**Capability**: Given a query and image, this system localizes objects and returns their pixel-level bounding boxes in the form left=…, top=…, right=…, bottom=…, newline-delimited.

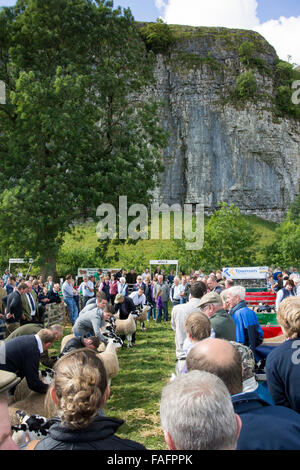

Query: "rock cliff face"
left=149, top=26, right=300, bottom=221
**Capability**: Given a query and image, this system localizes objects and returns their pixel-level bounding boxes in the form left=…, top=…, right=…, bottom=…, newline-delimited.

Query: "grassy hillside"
left=58, top=214, right=278, bottom=274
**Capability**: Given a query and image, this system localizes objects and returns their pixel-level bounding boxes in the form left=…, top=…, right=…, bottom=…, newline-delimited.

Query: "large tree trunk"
left=40, top=252, right=58, bottom=283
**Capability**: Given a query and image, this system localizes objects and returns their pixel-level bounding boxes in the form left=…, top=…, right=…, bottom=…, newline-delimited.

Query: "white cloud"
left=157, top=0, right=300, bottom=65
left=155, top=0, right=167, bottom=9
left=161, top=0, right=259, bottom=29
left=255, top=16, right=300, bottom=65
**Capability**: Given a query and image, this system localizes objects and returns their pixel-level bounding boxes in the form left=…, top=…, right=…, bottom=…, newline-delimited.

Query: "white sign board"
left=77, top=268, right=121, bottom=278
left=149, top=260, right=178, bottom=265
left=9, top=258, right=34, bottom=264
left=149, top=260, right=179, bottom=276
left=222, top=267, right=269, bottom=280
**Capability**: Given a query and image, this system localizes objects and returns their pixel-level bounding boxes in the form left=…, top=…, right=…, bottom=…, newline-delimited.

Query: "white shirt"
left=79, top=281, right=94, bottom=297
left=34, top=334, right=43, bottom=354
left=129, top=291, right=146, bottom=307
left=26, top=293, right=36, bottom=316
left=171, top=298, right=202, bottom=360
left=170, top=284, right=181, bottom=301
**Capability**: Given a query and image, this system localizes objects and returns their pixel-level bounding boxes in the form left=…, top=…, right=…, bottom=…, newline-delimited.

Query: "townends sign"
left=222, top=267, right=269, bottom=280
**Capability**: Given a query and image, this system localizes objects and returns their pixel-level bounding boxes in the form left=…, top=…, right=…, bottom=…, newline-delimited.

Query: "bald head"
left=186, top=338, right=243, bottom=395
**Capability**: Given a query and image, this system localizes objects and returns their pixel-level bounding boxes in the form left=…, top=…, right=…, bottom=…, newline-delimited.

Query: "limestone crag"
left=147, top=26, right=300, bottom=221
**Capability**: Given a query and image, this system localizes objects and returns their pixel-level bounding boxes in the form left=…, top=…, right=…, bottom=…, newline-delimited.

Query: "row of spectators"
left=0, top=275, right=62, bottom=340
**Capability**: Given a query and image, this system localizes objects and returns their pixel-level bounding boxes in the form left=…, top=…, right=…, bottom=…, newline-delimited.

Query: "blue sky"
left=112, top=0, right=300, bottom=23
left=2, top=0, right=300, bottom=23
left=1, top=0, right=300, bottom=63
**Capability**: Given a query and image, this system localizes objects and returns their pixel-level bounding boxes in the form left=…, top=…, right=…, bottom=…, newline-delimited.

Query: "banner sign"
left=149, top=260, right=178, bottom=265
left=77, top=268, right=121, bottom=278
left=9, top=258, right=34, bottom=264
left=222, top=267, right=269, bottom=280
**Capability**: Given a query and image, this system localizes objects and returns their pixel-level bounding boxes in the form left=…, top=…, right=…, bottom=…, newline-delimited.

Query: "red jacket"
left=109, top=280, right=118, bottom=295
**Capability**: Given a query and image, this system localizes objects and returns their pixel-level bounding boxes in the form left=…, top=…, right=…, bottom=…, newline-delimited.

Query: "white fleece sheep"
left=13, top=370, right=53, bottom=403
left=98, top=340, right=119, bottom=386
left=135, top=305, right=151, bottom=330
left=115, top=313, right=137, bottom=348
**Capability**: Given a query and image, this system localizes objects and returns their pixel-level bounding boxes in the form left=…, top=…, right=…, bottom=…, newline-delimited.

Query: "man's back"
left=0, top=335, right=47, bottom=394
left=210, top=308, right=236, bottom=341
left=5, top=290, right=22, bottom=322
left=266, top=338, right=300, bottom=413
left=76, top=308, right=99, bottom=328
left=233, top=391, right=300, bottom=450
left=171, top=298, right=202, bottom=360
left=60, top=336, right=85, bottom=356
left=4, top=323, right=43, bottom=341
left=230, top=301, right=264, bottom=351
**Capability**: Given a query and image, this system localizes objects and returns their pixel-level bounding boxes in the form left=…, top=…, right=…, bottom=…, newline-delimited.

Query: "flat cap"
left=114, top=294, right=124, bottom=304
left=197, top=291, right=222, bottom=307
left=0, top=371, right=21, bottom=394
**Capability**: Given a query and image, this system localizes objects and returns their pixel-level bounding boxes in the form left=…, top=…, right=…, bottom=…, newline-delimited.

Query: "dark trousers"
left=163, top=301, right=169, bottom=321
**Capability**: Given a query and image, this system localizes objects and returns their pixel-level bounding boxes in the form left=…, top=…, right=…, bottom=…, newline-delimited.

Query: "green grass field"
left=49, top=318, right=176, bottom=450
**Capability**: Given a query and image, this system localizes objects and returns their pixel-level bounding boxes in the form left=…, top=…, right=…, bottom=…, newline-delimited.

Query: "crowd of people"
left=1, top=264, right=300, bottom=450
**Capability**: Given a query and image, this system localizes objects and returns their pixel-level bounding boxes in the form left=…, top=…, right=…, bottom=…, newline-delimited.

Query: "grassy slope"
left=61, top=215, right=278, bottom=269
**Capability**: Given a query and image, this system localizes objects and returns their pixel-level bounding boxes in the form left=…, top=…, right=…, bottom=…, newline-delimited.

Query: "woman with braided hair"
left=24, top=349, right=146, bottom=450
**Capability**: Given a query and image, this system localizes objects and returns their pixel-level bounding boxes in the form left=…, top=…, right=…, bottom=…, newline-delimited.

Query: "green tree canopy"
left=174, top=202, right=259, bottom=272
left=140, top=18, right=175, bottom=54
left=0, top=0, right=167, bottom=278
left=235, top=70, right=257, bottom=100
left=264, top=215, right=300, bottom=268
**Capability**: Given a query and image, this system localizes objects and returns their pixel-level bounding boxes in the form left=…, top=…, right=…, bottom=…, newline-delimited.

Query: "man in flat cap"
left=198, top=291, right=236, bottom=341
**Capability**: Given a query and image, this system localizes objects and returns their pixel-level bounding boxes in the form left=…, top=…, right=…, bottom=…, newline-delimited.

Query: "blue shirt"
left=62, top=281, right=74, bottom=298
left=230, top=300, right=264, bottom=352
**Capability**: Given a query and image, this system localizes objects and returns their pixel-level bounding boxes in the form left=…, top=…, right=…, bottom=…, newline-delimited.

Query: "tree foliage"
left=238, top=41, right=266, bottom=70
left=263, top=215, right=300, bottom=267
left=0, top=0, right=167, bottom=278
left=140, top=18, right=175, bottom=54
left=235, top=70, right=257, bottom=100
left=274, top=60, right=300, bottom=119
left=174, top=203, right=259, bottom=272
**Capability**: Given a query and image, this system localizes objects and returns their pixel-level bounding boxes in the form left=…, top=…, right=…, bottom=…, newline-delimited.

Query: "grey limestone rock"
left=146, top=27, right=300, bottom=222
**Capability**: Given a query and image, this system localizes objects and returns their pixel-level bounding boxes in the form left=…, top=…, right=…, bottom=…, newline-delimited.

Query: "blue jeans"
left=180, top=297, right=187, bottom=304
left=147, top=301, right=156, bottom=321
left=156, top=308, right=162, bottom=322
left=163, top=301, right=168, bottom=321
left=73, top=324, right=91, bottom=338
left=64, top=297, right=78, bottom=325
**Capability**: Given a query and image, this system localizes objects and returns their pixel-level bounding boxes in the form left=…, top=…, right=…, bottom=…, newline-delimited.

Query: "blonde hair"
left=50, top=349, right=108, bottom=430
left=277, top=297, right=300, bottom=339
left=184, top=312, right=211, bottom=341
